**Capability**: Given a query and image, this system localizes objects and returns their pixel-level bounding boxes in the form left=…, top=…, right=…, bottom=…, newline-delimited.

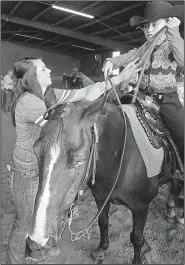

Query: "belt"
left=141, top=88, right=164, bottom=101
left=145, top=92, right=164, bottom=102
left=151, top=93, right=163, bottom=100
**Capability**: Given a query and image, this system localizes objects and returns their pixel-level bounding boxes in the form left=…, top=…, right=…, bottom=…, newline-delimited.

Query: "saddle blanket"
left=121, top=104, right=164, bottom=178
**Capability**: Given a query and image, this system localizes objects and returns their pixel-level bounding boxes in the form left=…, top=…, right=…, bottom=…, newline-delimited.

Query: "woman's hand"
left=116, top=57, right=142, bottom=84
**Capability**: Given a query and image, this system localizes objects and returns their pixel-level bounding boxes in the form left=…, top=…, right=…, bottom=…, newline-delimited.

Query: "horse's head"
left=29, top=97, right=106, bottom=246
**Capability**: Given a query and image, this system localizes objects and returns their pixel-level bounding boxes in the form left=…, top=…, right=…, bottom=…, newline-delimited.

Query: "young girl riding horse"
left=103, top=1, right=184, bottom=167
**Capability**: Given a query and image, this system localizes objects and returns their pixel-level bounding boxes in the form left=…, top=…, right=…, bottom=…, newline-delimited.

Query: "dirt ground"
left=1, top=111, right=184, bottom=264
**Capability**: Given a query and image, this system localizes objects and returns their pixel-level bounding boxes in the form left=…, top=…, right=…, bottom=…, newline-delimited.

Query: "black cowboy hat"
left=130, top=1, right=184, bottom=27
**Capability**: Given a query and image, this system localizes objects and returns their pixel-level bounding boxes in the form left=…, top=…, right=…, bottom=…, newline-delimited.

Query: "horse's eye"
left=73, top=161, right=85, bottom=169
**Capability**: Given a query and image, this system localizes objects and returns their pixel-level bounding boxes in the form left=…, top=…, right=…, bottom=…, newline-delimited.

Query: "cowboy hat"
left=130, top=1, right=184, bottom=27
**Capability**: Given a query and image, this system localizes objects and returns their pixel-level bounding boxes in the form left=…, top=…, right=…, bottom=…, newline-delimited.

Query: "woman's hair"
left=11, top=57, right=43, bottom=126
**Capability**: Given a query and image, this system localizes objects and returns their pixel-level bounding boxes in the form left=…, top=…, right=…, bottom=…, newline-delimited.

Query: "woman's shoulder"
left=16, top=92, right=45, bottom=110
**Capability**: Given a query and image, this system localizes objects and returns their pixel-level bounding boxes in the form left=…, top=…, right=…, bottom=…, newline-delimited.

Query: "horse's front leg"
left=130, top=204, right=149, bottom=264
left=91, top=195, right=110, bottom=263
left=166, top=182, right=176, bottom=223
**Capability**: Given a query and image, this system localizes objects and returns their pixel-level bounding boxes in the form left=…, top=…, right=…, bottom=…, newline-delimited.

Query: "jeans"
left=159, top=92, right=184, bottom=162
left=7, top=165, right=41, bottom=264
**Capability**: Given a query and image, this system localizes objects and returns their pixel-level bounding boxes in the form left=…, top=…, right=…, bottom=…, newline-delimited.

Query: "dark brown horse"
left=30, top=97, right=183, bottom=264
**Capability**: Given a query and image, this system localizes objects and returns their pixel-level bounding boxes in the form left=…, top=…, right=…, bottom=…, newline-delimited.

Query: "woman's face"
left=143, top=18, right=167, bottom=40
left=33, top=59, right=52, bottom=95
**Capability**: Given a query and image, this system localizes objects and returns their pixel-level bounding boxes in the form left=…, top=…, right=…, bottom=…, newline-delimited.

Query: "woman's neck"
left=41, top=86, right=47, bottom=97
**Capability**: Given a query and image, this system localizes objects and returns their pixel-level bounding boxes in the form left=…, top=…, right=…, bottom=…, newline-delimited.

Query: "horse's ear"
left=82, top=97, right=105, bottom=123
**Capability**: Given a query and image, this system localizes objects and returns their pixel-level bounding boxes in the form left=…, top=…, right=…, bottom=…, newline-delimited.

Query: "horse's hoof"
left=141, top=240, right=151, bottom=257
left=91, top=248, right=105, bottom=263
left=166, top=215, right=176, bottom=223
left=167, top=228, right=178, bottom=242
left=132, top=258, right=142, bottom=264
left=166, top=206, right=176, bottom=223
left=167, top=224, right=184, bottom=242
left=175, top=218, right=184, bottom=229
left=96, top=259, right=104, bottom=264
left=172, top=195, right=184, bottom=205
left=174, top=219, right=184, bottom=242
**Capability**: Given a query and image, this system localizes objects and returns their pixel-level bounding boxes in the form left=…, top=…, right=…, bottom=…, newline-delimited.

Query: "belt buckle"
left=145, top=95, right=153, bottom=105
left=152, top=94, right=162, bottom=100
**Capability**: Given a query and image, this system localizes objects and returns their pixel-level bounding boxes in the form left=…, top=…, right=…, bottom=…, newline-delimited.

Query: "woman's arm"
left=69, top=57, right=142, bottom=102
left=68, top=80, right=116, bottom=103
left=49, top=57, right=141, bottom=104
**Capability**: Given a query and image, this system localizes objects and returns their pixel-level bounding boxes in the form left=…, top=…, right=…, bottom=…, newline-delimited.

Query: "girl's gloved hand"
left=102, top=60, right=113, bottom=80
left=166, top=17, right=181, bottom=29
left=115, top=57, right=142, bottom=84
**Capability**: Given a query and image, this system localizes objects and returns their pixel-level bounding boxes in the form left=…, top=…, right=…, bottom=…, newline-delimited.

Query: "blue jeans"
left=7, top=165, right=41, bottom=264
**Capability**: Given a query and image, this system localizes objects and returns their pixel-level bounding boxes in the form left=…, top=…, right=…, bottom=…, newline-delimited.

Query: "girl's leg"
left=160, top=93, right=184, bottom=162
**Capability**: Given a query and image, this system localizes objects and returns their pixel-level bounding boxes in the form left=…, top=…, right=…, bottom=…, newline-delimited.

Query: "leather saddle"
left=120, top=91, right=183, bottom=178
left=135, top=92, right=167, bottom=149
left=121, top=91, right=167, bottom=149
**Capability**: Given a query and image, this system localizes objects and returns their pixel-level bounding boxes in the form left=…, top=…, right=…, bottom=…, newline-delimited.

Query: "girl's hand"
left=102, top=61, right=113, bottom=80
left=117, top=57, right=142, bottom=84
left=166, top=17, right=181, bottom=29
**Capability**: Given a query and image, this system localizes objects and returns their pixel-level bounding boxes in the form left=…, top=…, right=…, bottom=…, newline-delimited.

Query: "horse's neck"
left=97, top=103, right=126, bottom=135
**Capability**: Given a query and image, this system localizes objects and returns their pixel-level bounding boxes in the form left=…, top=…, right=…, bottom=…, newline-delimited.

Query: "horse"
left=29, top=96, right=183, bottom=264
left=50, top=68, right=94, bottom=91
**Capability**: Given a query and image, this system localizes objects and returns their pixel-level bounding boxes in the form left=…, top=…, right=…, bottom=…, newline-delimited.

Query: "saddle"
left=121, top=91, right=183, bottom=177
left=135, top=92, right=167, bottom=149
left=121, top=91, right=166, bottom=148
